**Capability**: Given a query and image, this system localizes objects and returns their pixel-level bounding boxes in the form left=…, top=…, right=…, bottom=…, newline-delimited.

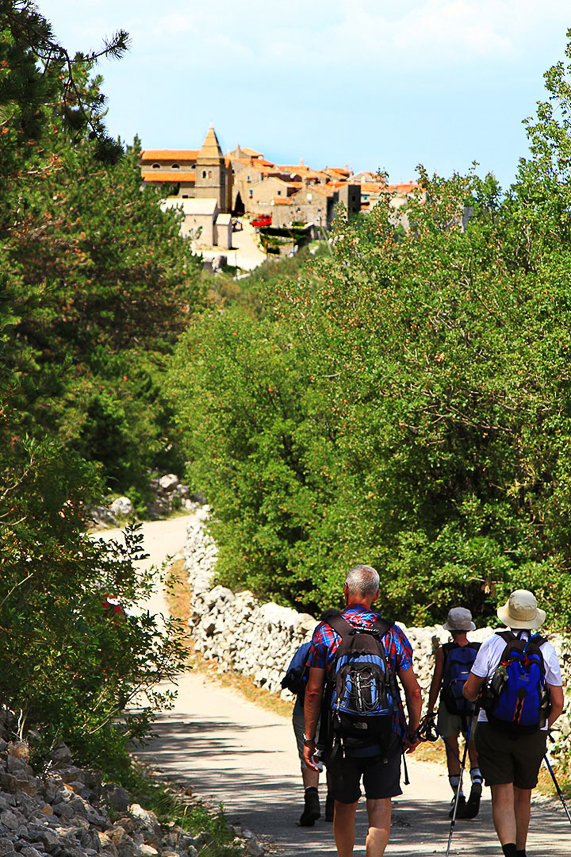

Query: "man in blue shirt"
left=302, top=565, right=422, bottom=857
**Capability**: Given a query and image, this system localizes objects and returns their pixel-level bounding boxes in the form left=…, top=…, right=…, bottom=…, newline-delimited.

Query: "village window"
left=171, top=164, right=180, bottom=169
left=247, top=175, right=251, bottom=182
left=152, top=163, right=160, bottom=169
left=202, top=170, right=207, bottom=179
left=208, top=171, right=213, bottom=179
left=249, top=190, right=253, bottom=198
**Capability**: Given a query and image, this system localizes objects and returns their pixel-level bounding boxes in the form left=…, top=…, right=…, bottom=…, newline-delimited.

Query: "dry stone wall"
left=0, top=712, right=264, bottom=857
left=183, top=509, right=571, bottom=761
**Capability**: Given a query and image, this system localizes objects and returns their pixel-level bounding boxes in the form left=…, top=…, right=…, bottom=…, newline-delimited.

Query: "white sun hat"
left=497, top=589, right=546, bottom=630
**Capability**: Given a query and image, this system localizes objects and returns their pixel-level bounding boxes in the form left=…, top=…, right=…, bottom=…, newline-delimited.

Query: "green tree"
left=1, top=3, right=203, bottom=502
left=0, top=1, right=190, bottom=765
left=169, top=33, right=571, bottom=628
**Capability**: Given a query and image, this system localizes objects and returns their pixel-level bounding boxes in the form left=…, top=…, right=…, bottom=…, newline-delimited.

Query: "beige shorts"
left=437, top=700, right=477, bottom=738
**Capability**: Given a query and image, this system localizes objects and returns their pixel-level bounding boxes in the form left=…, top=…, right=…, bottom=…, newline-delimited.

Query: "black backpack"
left=441, top=641, right=480, bottom=718
left=482, top=631, right=551, bottom=735
left=326, top=614, right=397, bottom=757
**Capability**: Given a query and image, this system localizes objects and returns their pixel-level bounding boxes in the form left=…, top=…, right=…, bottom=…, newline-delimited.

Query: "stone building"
left=267, top=183, right=361, bottom=230
left=140, top=132, right=415, bottom=239
left=161, top=198, right=232, bottom=250
left=141, top=126, right=233, bottom=251
left=140, top=125, right=233, bottom=213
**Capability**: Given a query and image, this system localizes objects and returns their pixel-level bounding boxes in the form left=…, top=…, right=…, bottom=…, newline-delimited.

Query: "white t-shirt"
left=471, top=629, right=562, bottom=726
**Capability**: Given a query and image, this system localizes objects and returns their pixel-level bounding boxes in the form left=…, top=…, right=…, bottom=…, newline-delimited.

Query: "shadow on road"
left=134, top=703, right=571, bottom=856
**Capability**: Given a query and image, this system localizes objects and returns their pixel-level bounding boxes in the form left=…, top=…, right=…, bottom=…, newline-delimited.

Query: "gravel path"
left=101, top=516, right=571, bottom=857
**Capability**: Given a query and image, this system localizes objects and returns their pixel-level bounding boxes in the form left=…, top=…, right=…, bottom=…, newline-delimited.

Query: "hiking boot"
left=299, top=789, right=320, bottom=826
left=325, top=792, right=334, bottom=822
left=449, top=795, right=466, bottom=819
left=462, top=783, right=482, bottom=819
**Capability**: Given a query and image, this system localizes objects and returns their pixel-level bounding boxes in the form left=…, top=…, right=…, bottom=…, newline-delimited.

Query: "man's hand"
left=302, top=738, right=319, bottom=771
left=403, top=730, right=421, bottom=754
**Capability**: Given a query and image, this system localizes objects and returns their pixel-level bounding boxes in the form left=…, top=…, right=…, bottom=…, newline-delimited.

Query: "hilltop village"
left=139, top=125, right=416, bottom=266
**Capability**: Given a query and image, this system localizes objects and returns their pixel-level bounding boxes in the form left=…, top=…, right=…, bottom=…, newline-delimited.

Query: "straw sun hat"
left=496, top=589, right=546, bottom=630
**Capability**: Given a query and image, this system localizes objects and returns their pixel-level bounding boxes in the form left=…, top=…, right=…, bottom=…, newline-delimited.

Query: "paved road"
left=102, top=516, right=571, bottom=857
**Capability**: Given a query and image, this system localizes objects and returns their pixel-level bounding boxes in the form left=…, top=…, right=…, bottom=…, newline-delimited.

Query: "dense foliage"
left=2, top=3, right=203, bottom=505
left=0, top=0, right=192, bottom=761
left=169, top=35, right=571, bottom=629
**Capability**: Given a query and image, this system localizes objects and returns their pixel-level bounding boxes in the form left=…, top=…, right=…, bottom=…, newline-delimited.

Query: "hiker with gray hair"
left=463, top=590, right=564, bottom=857
left=427, top=607, right=482, bottom=818
left=302, top=564, right=422, bottom=857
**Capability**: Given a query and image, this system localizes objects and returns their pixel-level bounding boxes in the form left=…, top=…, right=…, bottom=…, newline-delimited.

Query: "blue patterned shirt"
left=307, top=605, right=414, bottom=736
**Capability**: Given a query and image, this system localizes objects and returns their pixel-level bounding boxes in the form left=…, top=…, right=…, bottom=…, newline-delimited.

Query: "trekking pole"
left=445, top=711, right=475, bottom=857
left=544, top=754, right=571, bottom=826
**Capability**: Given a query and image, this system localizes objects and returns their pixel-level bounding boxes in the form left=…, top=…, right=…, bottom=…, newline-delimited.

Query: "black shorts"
left=475, top=722, right=547, bottom=789
left=327, top=733, right=403, bottom=803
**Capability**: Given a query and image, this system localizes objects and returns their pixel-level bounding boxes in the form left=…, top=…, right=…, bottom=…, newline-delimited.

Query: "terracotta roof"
left=360, top=182, right=386, bottom=193
left=272, top=197, right=293, bottom=205
left=142, top=171, right=196, bottom=182
left=290, top=185, right=334, bottom=200
left=388, top=182, right=417, bottom=194
left=234, top=160, right=267, bottom=172
left=140, top=150, right=198, bottom=162
left=312, top=185, right=336, bottom=197
left=324, top=167, right=352, bottom=177
left=280, top=165, right=323, bottom=178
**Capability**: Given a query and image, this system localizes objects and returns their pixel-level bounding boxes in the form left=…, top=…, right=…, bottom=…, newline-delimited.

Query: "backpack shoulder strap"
left=325, top=614, right=354, bottom=639
left=524, top=634, right=547, bottom=664
left=442, top=641, right=457, bottom=656
left=326, top=613, right=393, bottom=639
left=372, top=616, right=393, bottom=637
left=497, top=629, right=532, bottom=663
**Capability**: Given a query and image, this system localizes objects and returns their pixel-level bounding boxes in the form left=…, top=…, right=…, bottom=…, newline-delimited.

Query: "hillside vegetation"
left=169, top=35, right=571, bottom=629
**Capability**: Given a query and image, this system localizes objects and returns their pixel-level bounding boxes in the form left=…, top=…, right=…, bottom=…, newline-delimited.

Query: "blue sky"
left=38, top=1, right=570, bottom=189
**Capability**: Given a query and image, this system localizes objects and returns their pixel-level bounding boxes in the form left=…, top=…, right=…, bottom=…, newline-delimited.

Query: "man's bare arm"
left=427, top=646, right=444, bottom=714
left=302, top=666, right=325, bottom=771
left=398, top=666, right=422, bottom=750
left=547, top=684, right=564, bottom=728
left=463, top=671, right=485, bottom=702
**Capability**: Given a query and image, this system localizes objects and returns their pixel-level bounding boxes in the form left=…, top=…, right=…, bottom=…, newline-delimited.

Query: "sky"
left=37, top=0, right=571, bottom=188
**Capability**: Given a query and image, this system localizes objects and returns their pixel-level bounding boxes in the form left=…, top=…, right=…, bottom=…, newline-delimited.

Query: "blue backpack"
left=281, top=641, right=312, bottom=697
left=483, top=631, right=551, bottom=734
left=441, top=642, right=480, bottom=718
left=326, top=614, right=396, bottom=756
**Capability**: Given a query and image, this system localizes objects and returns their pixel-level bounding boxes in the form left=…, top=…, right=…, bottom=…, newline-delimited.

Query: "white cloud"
left=39, top=0, right=571, bottom=73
